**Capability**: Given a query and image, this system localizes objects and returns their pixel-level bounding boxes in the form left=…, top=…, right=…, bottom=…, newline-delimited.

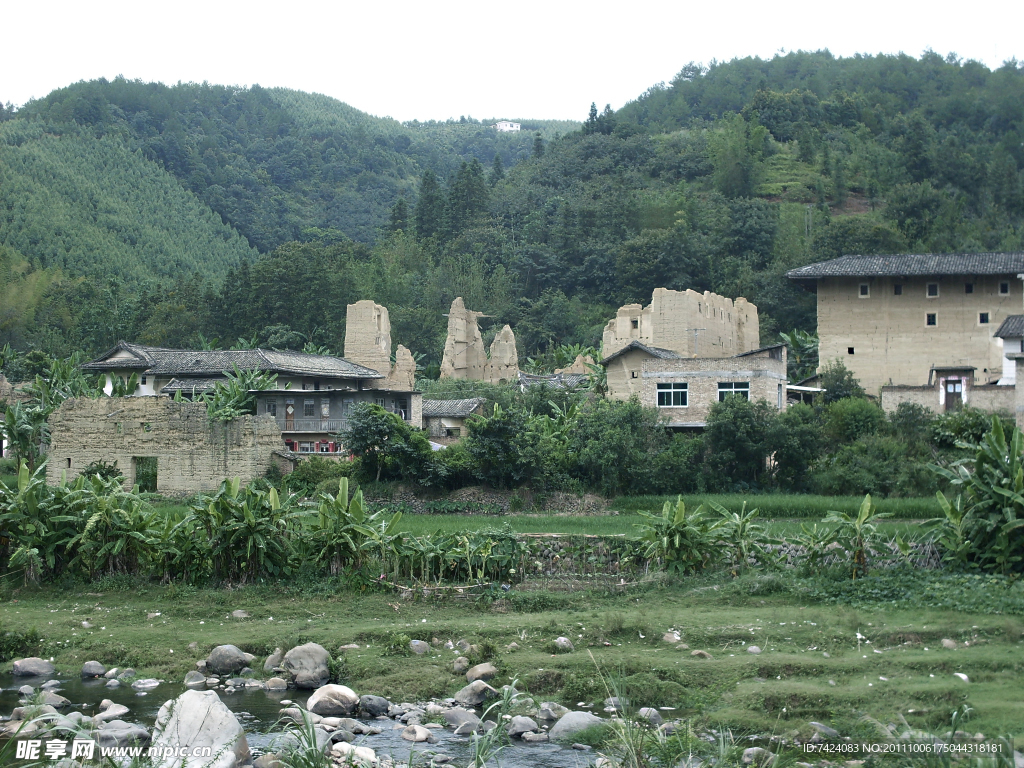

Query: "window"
left=631, top=371, right=639, bottom=378
left=266, top=400, right=277, bottom=417
left=319, top=443, right=330, bottom=453
left=848, top=347, right=855, bottom=355
left=298, top=442, right=314, bottom=453
left=777, top=383, right=783, bottom=410
left=657, top=382, right=688, bottom=407
left=965, top=283, right=974, bottom=294
left=141, top=376, right=147, bottom=385
left=631, top=319, right=639, bottom=329
left=718, top=382, right=750, bottom=401
left=926, top=313, right=937, bottom=326
left=303, top=399, right=315, bottom=417
left=859, top=283, right=869, bottom=297
left=893, top=284, right=903, bottom=295
left=375, top=397, right=386, bottom=407
left=927, top=283, right=939, bottom=297
left=1000, top=281, right=1010, bottom=295
left=320, top=399, right=330, bottom=418
left=980, top=312, right=990, bottom=324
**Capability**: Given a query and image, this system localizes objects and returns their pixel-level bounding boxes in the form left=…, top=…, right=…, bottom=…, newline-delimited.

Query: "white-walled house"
left=493, top=121, right=521, bottom=132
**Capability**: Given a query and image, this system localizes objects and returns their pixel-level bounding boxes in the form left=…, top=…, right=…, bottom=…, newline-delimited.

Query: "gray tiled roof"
left=734, top=343, right=785, bottom=358
left=160, top=378, right=222, bottom=394
left=786, top=253, right=1024, bottom=280
left=994, top=315, right=1024, bottom=339
left=83, top=342, right=384, bottom=379
left=421, top=397, right=487, bottom=418
left=600, top=340, right=685, bottom=365
left=518, top=371, right=590, bottom=390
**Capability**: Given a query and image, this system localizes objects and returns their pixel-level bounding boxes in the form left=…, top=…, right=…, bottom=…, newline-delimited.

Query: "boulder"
left=151, top=689, right=250, bottom=768
left=96, top=720, right=150, bottom=750
left=265, top=728, right=331, bottom=754
left=941, top=639, right=957, bottom=650
left=41, top=680, right=61, bottom=689
left=104, top=667, right=120, bottom=679
left=443, top=708, right=481, bottom=730
left=747, top=646, right=762, bottom=655
left=94, top=703, right=131, bottom=723
left=604, top=696, right=626, bottom=712
left=638, top=707, right=663, bottom=725
left=456, top=639, right=471, bottom=652
left=554, top=636, right=575, bottom=652
left=549, top=711, right=604, bottom=741
left=359, top=695, right=391, bottom=717
left=690, top=650, right=713, bottom=659
left=264, top=648, right=284, bottom=674
left=662, top=631, right=681, bottom=643
left=265, top=677, right=288, bottom=691
left=409, top=640, right=430, bottom=655
left=523, top=732, right=549, bottom=743
left=332, top=742, right=377, bottom=764
left=809, top=721, right=840, bottom=739
left=466, top=662, right=498, bottom=683
left=12, top=657, right=55, bottom=677
left=40, top=691, right=71, bottom=708
left=117, top=668, right=136, bottom=681
left=306, top=684, right=359, bottom=716
left=402, top=724, right=433, bottom=742
left=453, top=657, right=470, bottom=674
left=105, top=679, right=120, bottom=689
left=282, top=643, right=331, bottom=689
left=206, top=645, right=248, bottom=676
left=507, top=716, right=539, bottom=738
left=82, top=660, right=107, bottom=678
left=742, top=747, right=775, bottom=765
left=184, top=671, right=207, bottom=688
left=132, top=678, right=161, bottom=691
left=231, top=610, right=250, bottom=619
left=454, top=680, right=498, bottom=707
left=18, top=685, right=34, bottom=695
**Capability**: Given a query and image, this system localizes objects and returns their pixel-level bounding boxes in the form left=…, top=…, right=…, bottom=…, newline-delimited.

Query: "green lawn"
left=1, top=573, right=1021, bottom=742
left=611, top=493, right=941, bottom=519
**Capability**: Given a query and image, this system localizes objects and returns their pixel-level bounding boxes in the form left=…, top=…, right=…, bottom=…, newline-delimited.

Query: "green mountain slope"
left=16, top=79, right=577, bottom=250
left=0, top=122, right=257, bottom=283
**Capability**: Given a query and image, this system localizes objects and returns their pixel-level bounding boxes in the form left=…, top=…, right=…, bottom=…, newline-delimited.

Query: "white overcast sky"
left=5, top=0, right=1022, bottom=122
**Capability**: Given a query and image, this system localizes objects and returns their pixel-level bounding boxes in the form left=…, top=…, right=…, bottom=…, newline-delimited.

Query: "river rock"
left=253, top=755, right=284, bottom=768
left=507, top=716, right=539, bottom=737
left=132, top=678, right=161, bottom=691
left=402, top=724, right=433, bottom=742
left=96, top=720, right=150, bottom=750
left=554, top=636, right=575, bottom=652
left=265, top=727, right=331, bottom=754
left=18, top=685, right=34, bottom=695
left=359, top=694, right=391, bottom=717
left=409, top=640, right=430, bottom=655
left=604, top=696, right=626, bottom=712
left=104, top=667, right=119, bottom=679
left=453, top=656, right=470, bottom=674
left=279, top=707, right=321, bottom=725
left=94, top=702, right=131, bottom=723
left=40, top=691, right=71, bottom=708
left=117, top=668, right=136, bottom=681
left=467, top=662, right=498, bottom=683
left=184, top=671, right=207, bottom=688
left=265, top=677, right=288, bottom=691
left=942, top=639, right=957, bottom=649
left=537, top=702, right=570, bottom=720
left=638, top=707, right=663, bottom=725
left=41, top=679, right=62, bottom=689
left=809, top=721, right=839, bottom=738
left=12, top=657, right=55, bottom=677
left=550, top=711, right=604, bottom=740
left=456, top=639, right=471, bottom=652
left=105, top=679, right=120, bottom=689
left=307, top=684, right=359, bottom=716
left=454, top=680, right=498, bottom=707
left=81, top=660, right=107, bottom=678
left=523, top=732, right=549, bottom=742
left=151, top=689, right=250, bottom=768
left=206, top=645, right=248, bottom=675
left=332, top=742, right=377, bottom=764
left=443, top=708, right=481, bottom=729
left=264, top=648, right=283, bottom=674
left=282, top=642, right=331, bottom=689
left=742, top=747, right=775, bottom=765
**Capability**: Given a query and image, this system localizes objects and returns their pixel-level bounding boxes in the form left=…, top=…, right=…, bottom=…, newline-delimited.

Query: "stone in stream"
left=549, top=711, right=604, bottom=740
left=507, top=715, right=539, bottom=738
left=105, top=679, right=121, bottom=689
left=96, top=720, right=151, bottom=750
left=281, top=642, right=331, bottom=689
left=132, top=678, right=160, bottom=691
left=332, top=742, right=377, bottom=765
left=264, top=648, right=283, bottom=674
left=401, top=724, right=433, bottom=742
left=206, top=645, right=248, bottom=676
left=18, top=685, right=34, bottom=695
left=150, top=689, right=250, bottom=768
left=183, top=671, right=206, bottom=688
left=442, top=708, right=481, bottom=730
left=638, top=707, right=663, bottom=725
left=523, top=732, right=549, bottom=742
left=40, top=691, right=71, bottom=708
left=306, top=684, right=359, bottom=716
left=359, top=694, right=391, bottom=717
left=742, top=746, right=775, bottom=765
left=94, top=703, right=131, bottom=723
left=104, top=667, right=120, bottom=679
left=454, top=680, right=498, bottom=707
left=265, top=677, right=288, bottom=691
left=13, top=657, right=55, bottom=677
left=81, top=660, right=107, bottom=678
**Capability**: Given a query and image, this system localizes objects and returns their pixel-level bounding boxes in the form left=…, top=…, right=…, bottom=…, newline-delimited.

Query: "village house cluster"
left=4, top=252, right=1023, bottom=492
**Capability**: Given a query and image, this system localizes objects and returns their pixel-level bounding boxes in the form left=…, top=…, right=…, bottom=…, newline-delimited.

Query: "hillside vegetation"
left=1, top=52, right=1023, bottom=363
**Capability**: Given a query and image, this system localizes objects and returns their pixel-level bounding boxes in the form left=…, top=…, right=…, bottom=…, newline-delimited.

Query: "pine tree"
left=389, top=197, right=410, bottom=232
left=532, top=132, right=545, bottom=158
left=489, top=154, right=505, bottom=185
left=583, top=102, right=599, bottom=135
left=413, top=170, right=445, bottom=240
left=444, top=159, right=490, bottom=238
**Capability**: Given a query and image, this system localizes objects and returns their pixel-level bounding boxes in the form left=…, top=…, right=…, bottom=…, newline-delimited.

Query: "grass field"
left=1, top=572, right=1021, bottom=744
left=610, top=494, right=941, bottom=519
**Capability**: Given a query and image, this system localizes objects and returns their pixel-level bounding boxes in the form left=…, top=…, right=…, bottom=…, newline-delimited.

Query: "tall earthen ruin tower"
left=343, top=299, right=416, bottom=390
left=602, top=288, right=759, bottom=358
left=440, top=297, right=520, bottom=384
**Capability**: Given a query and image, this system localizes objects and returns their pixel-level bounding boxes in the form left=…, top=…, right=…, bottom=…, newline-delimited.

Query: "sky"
left=5, top=0, right=1022, bottom=123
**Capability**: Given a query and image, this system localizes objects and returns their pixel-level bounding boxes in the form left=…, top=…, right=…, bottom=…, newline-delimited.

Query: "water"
left=1, top=674, right=592, bottom=767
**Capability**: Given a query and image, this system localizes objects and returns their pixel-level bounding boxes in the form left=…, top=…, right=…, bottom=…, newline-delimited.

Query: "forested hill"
left=2, top=52, right=1024, bottom=366
left=13, top=80, right=576, bottom=250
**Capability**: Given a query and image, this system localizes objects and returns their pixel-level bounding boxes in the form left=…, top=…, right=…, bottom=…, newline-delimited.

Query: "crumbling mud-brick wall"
left=440, top=298, right=520, bottom=384
left=603, top=288, right=759, bottom=359
left=46, top=397, right=283, bottom=492
left=344, top=300, right=418, bottom=390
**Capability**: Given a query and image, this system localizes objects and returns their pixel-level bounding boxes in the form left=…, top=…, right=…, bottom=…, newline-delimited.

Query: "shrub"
left=286, top=456, right=355, bottom=497
left=819, top=359, right=865, bottom=403
left=930, top=407, right=1012, bottom=449
left=811, top=435, right=934, bottom=496
left=825, top=397, right=884, bottom=443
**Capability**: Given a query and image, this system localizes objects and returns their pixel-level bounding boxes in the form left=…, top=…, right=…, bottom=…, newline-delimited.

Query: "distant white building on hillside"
left=493, top=121, right=521, bottom=132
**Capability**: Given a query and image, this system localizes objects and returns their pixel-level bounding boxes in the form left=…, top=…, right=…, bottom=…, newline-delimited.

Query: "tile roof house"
left=81, top=341, right=421, bottom=455
left=787, top=252, right=1024, bottom=399
left=421, top=397, right=486, bottom=441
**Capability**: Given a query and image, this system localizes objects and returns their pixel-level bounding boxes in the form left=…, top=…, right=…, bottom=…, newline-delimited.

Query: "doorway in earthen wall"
left=945, top=380, right=963, bottom=411
left=133, top=456, right=158, bottom=492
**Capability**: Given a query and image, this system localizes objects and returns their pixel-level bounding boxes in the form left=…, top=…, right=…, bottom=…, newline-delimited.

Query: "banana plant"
left=824, top=494, right=891, bottom=579
left=708, top=501, right=778, bottom=574
left=635, top=496, right=722, bottom=574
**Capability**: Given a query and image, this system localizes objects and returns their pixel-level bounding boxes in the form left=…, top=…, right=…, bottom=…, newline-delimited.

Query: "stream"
left=1, top=673, right=594, bottom=767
